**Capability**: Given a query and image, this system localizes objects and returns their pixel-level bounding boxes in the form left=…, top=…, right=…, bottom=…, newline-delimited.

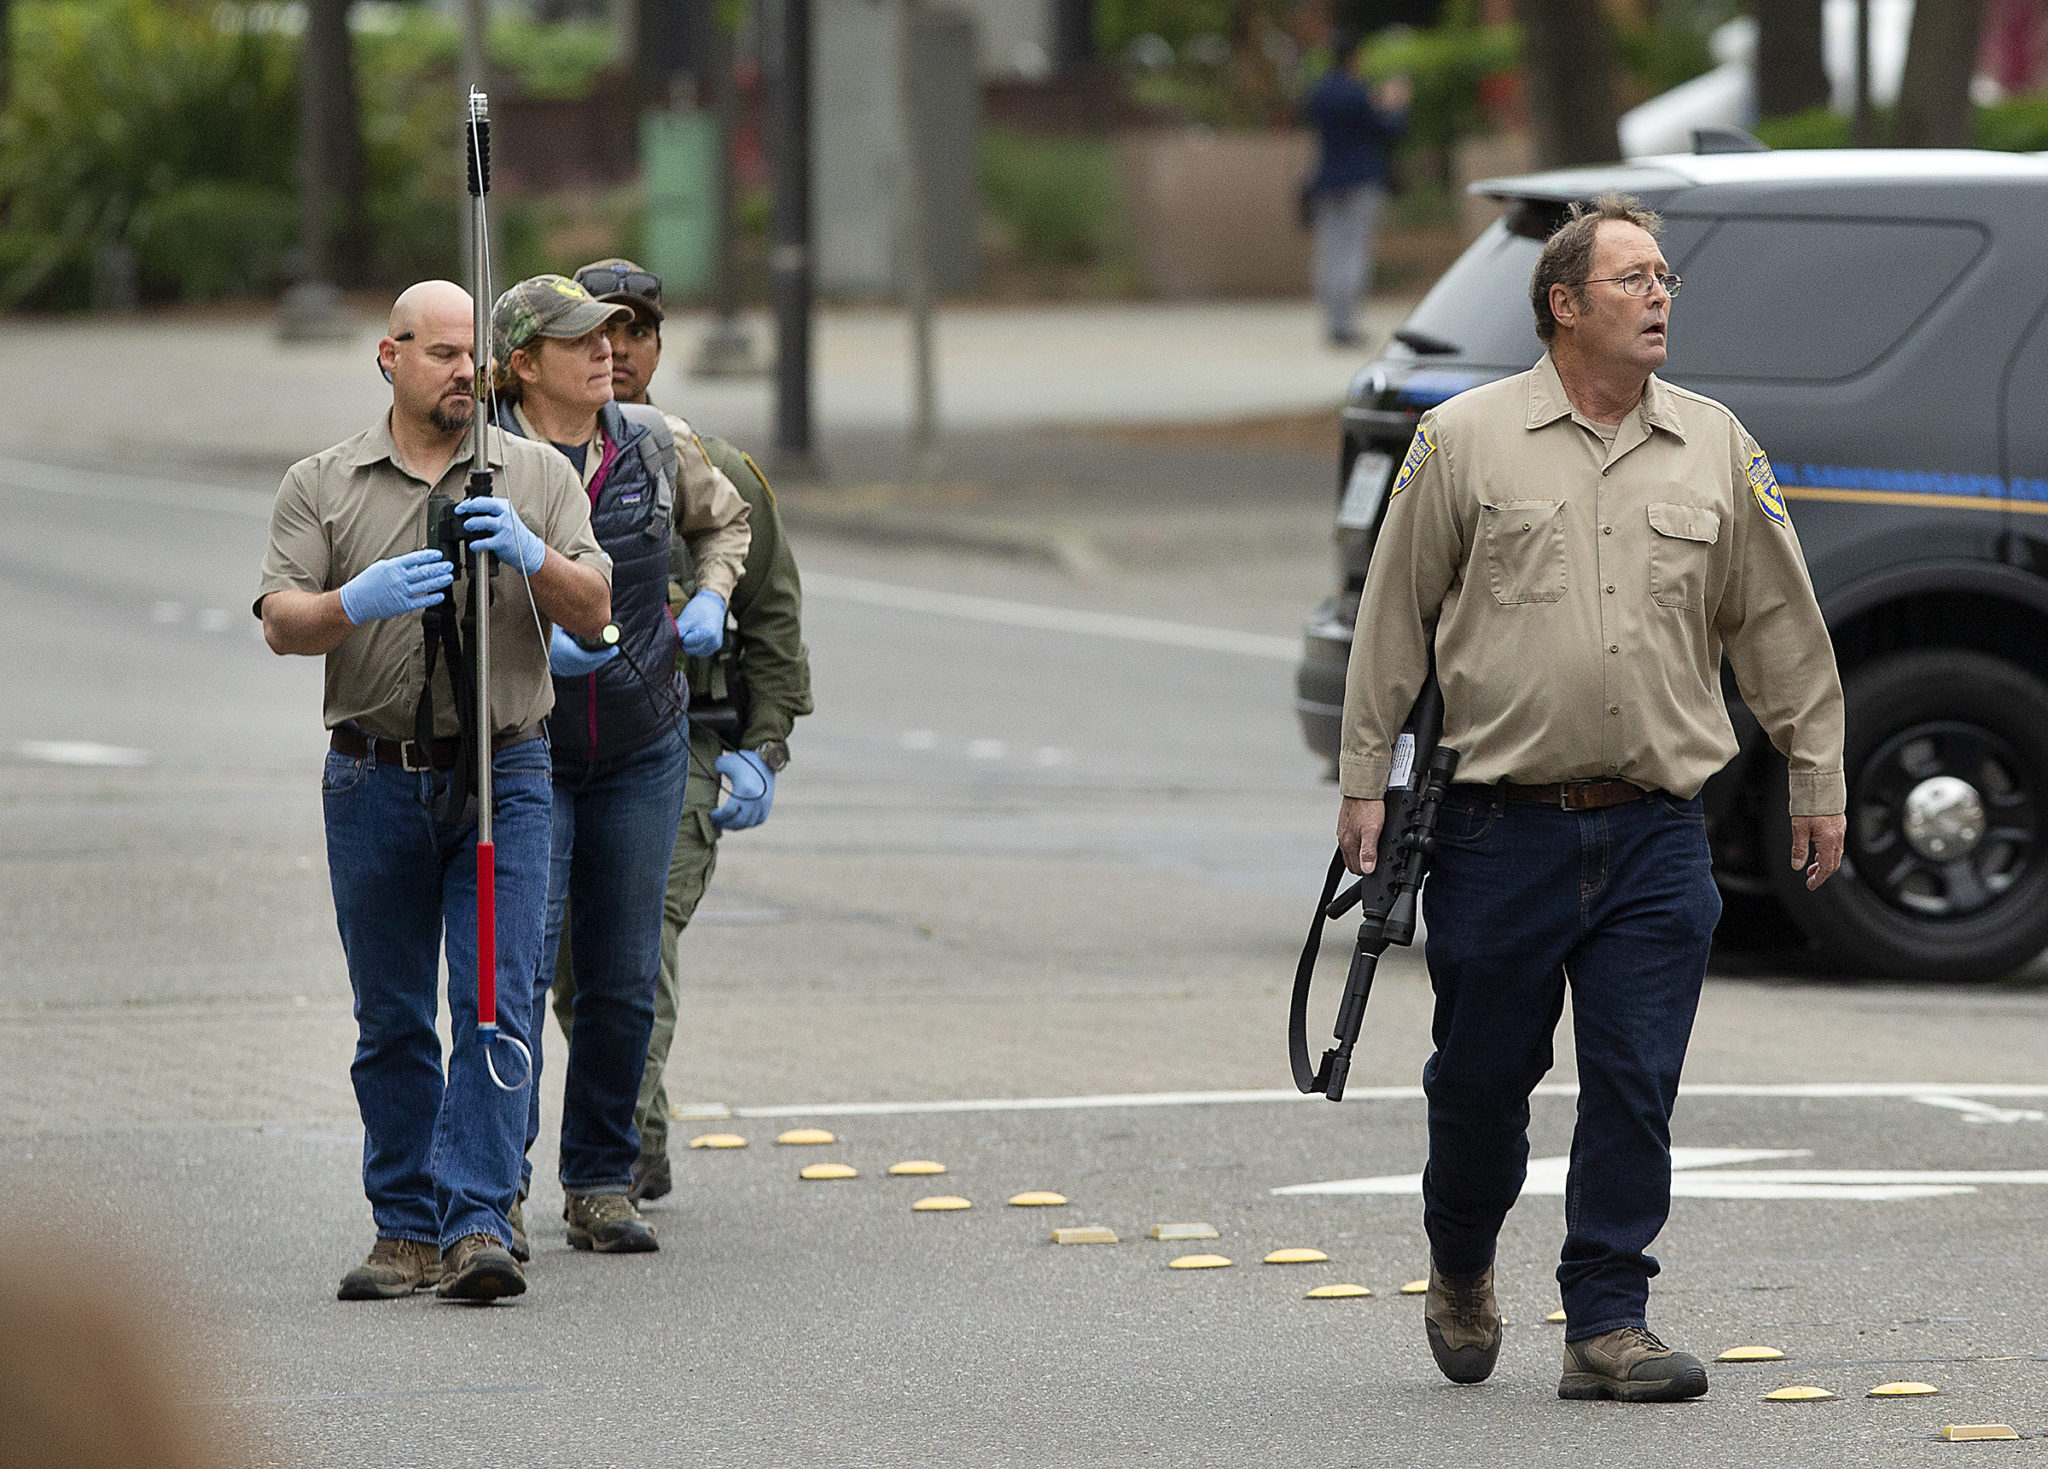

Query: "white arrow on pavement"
left=1273, top=1146, right=2048, bottom=1203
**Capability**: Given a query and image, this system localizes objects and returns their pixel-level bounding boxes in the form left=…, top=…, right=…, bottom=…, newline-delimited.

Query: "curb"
left=780, top=504, right=1108, bottom=579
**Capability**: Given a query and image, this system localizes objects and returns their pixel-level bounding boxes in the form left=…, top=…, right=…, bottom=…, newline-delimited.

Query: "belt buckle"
left=398, top=739, right=434, bottom=773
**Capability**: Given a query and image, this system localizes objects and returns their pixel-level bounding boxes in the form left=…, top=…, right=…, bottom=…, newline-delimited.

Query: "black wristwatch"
left=751, top=740, right=790, bottom=773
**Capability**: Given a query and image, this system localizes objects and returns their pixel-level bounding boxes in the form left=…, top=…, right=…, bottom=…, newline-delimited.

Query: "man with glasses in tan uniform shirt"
left=1336, top=194, right=1848, bottom=1401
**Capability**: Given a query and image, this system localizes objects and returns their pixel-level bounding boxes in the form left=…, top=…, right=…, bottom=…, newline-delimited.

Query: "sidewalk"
left=0, top=296, right=1415, bottom=569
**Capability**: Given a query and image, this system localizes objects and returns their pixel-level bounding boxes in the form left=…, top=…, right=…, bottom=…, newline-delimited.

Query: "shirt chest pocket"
left=1480, top=499, right=1567, bottom=605
left=1646, top=502, right=1721, bottom=611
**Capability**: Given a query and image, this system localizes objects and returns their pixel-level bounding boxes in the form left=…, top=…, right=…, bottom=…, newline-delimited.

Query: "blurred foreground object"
left=0, top=1234, right=248, bottom=1469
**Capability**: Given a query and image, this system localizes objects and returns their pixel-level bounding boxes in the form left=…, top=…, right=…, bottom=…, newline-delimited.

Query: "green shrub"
left=132, top=181, right=298, bottom=301
left=979, top=127, right=1129, bottom=268
left=1753, top=106, right=1855, bottom=149
left=1361, top=16, right=1521, bottom=170
left=1974, top=92, right=2048, bottom=151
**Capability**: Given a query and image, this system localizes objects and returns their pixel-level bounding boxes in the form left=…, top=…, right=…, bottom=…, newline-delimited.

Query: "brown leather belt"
left=1501, top=778, right=1649, bottom=811
left=330, top=723, right=545, bottom=773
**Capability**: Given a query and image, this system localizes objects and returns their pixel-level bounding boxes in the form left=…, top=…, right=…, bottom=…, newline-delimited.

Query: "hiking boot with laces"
left=564, top=1192, right=659, bottom=1253
left=628, top=1148, right=672, bottom=1203
left=337, top=1237, right=441, bottom=1300
left=507, top=1196, right=530, bottom=1263
left=1560, top=1325, right=1709, bottom=1402
left=1424, top=1262, right=1502, bottom=1384
left=435, top=1233, right=526, bottom=1302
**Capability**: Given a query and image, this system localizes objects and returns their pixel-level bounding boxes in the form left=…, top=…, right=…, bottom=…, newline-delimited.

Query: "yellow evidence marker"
left=1546, top=1310, right=1567, bottom=1324
left=1399, top=1279, right=1429, bottom=1295
left=688, top=1133, right=747, bottom=1149
left=1867, top=1382, right=1939, bottom=1398
left=888, top=1160, right=946, bottom=1176
left=1008, top=1191, right=1067, bottom=1207
left=1305, top=1284, right=1371, bottom=1299
left=777, top=1128, right=836, bottom=1145
left=1149, top=1223, right=1220, bottom=1241
left=1763, top=1386, right=1834, bottom=1402
left=799, top=1163, right=858, bottom=1180
left=1942, top=1425, right=2021, bottom=1442
left=1168, top=1254, right=1233, bottom=1269
left=1717, top=1345, right=1788, bottom=1362
left=912, top=1196, right=971, bottom=1212
left=1263, top=1248, right=1330, bottom=1265
left=1051, top=1226, right=1118, bottom=1245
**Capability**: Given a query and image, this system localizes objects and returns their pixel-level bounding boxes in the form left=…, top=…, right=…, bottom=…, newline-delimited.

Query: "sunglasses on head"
left=574, top=266, right=661, bottom=302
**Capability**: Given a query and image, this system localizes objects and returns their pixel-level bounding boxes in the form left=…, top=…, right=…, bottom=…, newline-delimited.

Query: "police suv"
left=1297, top=142, right=2048, bottom=981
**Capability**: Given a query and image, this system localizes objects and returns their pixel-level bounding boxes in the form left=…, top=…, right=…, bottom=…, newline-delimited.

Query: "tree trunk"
left=1756, top=0, right=1829, bottom=118
left=1892, top=0, right=1987, bottom=147
left=1514, top=0, right=1620, bottom=167
left=297, top=0, right=370, bottom=285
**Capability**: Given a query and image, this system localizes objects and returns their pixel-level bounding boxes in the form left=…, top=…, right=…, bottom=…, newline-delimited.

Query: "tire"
left=1769, top=649, right=2048, bottom=981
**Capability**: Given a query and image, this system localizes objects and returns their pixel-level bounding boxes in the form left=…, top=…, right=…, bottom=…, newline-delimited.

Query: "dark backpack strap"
left=1288, top=849, right=1351, bottom=1094
left=415, top=589, right=480, bottom=825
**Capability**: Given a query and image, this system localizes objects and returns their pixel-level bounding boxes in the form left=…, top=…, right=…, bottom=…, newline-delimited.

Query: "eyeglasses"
left=573, top=265, right=661, bottom=302
left=1583, top=271, right=1682, bottom=298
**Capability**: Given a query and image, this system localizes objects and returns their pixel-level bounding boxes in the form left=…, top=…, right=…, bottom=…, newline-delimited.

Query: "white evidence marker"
left=17, top=741, right=152, bottom=768
left=967, top=740, right=1007, bottom=761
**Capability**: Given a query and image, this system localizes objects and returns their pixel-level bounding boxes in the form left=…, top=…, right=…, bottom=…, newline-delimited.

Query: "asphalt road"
left=4, top=454, right=2048, bottom=1467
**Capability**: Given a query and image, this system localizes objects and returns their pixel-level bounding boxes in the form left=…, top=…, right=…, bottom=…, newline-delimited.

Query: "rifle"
left=1288, top=678, right=1460, bottom=1102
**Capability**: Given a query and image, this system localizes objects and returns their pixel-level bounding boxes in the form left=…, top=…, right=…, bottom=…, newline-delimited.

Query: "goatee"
left=430, top=396, right=475, bottom=434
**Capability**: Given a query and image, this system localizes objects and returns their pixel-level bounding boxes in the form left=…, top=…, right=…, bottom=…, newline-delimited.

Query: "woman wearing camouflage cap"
left=488, top=273, right=751, bottom=1259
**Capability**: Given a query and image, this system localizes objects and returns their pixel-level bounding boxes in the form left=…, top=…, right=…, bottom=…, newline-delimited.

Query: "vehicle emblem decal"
left=1390, top=424, right=1437, bottom=497
left=1748, top=449, right=1788, bottom=527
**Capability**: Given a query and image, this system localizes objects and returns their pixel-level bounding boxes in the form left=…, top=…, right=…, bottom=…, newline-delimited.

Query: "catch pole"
left=466, top=88, right=528, bottom=1093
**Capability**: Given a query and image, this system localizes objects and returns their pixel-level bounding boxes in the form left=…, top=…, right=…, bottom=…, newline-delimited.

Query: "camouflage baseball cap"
left=490, top=274, right=631, bottom=360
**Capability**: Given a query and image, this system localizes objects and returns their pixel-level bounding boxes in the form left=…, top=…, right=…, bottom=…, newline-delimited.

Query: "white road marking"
left=16, top=740, right=152, bottom=768
left=967, top=739, right=1007, bottom=760
left=732, top=1081, right=2048, bottom=1119
left=804, top=572, right=1298, bottom=661
left=1275, top=1147, right=2048, bottom=1203
left=1917, top=1094, right=2046, bottom=1125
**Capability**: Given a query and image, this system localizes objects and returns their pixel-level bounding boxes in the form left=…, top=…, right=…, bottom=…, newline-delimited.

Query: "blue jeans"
left=321, top=737, right=552, bottom=1252
left=525, top=725, right=688, bottom=1194
left=1418, top=786, right=1721, bottom=1341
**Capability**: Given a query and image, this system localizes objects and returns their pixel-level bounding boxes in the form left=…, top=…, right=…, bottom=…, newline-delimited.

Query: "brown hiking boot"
left=1424, top=1262, right=1503, bottom=1384
left=507, top=1196, right=530, bottom=1263
left=435, top=1233, right=526, bottom=1302
left=1560, top=1326, right=1709, bottom=1402
left=564, top=1192, right=659, bottom=1254
left=337, top=1237, right=441, bottom=1300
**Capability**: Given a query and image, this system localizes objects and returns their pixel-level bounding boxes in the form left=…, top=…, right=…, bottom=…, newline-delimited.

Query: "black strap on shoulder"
left=1287, top=849, right=1351, bottom=1094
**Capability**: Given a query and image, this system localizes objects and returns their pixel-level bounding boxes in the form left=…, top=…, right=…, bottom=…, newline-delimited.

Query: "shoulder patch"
left=1390, top=424, right=1438, bottom=497
left=1746, top=449, right=1788, bottom=527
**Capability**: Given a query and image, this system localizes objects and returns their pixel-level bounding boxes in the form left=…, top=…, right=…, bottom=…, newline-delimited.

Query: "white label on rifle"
left=1389, top=733, right=1417, bottom=790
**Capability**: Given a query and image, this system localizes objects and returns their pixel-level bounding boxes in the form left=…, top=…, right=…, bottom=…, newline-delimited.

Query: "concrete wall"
left=1115, top=130, right=1315, bottom=298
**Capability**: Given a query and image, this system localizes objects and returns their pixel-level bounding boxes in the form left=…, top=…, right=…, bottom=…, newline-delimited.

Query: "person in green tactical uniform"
left=553, top=258, right=813, bottom=1201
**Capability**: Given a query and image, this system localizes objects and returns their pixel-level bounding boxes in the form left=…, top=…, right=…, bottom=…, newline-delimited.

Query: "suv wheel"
left=1770, top=649, right=2048, bottom=980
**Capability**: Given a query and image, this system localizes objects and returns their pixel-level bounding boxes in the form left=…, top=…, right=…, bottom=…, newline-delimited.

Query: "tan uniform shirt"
left=253, top=415, right=611, bottom=741
left=509, top=403, right=750, bottom=601
left=1340, top=354, right=1846, bottom=817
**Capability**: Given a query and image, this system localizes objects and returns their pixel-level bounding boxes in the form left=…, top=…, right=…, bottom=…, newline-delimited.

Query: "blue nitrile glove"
left=337, top=549, right=453, bottom=625
left=676, top=589, right=727, bottom=657
left=710, top=748, right=775, bottom=831
left=454, top=495, right=546, bottom=574
left=548, top=624, right=620, bottom=676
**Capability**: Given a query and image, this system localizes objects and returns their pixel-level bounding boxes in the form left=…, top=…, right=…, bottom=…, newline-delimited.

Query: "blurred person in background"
left=1301, top=31, right=1411, bottom=347
left=0, top=1234, right=251, bottom=1469
left=552, top=259, right=813, bottom=1203
left=487, top=274, right=750, bottom=1257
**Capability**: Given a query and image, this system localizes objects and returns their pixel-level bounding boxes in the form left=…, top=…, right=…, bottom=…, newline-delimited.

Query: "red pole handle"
left=476, top=840, right=496, bottom=1028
